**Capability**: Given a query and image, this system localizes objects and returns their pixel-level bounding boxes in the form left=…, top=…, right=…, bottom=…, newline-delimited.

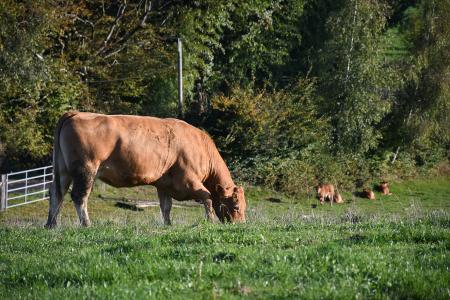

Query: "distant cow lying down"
left=45, top=112, right=247, bottom=228
left=316, top=184, right=344, bottom=205
left=334, top=193, right=344, bottom=204
left=362, top=189, right=376, bottom=200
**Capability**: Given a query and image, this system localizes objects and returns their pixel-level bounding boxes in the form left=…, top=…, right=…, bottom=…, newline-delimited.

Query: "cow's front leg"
left=202, top=199, right=216, bottom=222
left=157, top=189, right=172, bottom=225
left=212, top=200, right=225, bottom=223
left=189, top=181, right=215, bottom=222
left=319, top=197, right=324, bottom=205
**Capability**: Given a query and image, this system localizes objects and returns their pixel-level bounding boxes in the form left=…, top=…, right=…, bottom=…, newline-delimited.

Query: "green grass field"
left=1, top=177, right=449, bottom=299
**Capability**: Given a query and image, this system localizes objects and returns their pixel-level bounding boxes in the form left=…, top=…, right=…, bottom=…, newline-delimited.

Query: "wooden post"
left=1, top=174, right=7, bottom=212
left=177, top=38, right=183, bottom=119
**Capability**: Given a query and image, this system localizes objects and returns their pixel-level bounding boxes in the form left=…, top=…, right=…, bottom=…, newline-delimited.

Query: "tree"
left=167, top=0, right=306, bottom=118
left=0, top=0, right=180, bottom=168
left=0, top=0, right=86, bottom=168
left=310, top=0, right=394, bottom=155
left=384, top=0, right=450, bottom=165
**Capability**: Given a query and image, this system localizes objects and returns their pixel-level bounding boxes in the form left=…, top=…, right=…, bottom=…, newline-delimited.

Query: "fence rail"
left=0, top=165, right=53, bottom=211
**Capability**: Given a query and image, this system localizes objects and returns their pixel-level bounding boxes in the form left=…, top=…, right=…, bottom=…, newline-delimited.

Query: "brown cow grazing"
left=379, top=181, right=392, bottom=195
left=362, top=188, right=376, bottom=200
left=317, top=184, right=335, bottom=205
left=45, top=112, right=247, bottom=228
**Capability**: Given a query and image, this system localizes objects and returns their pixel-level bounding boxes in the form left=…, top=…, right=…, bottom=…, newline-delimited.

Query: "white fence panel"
left=0, top=165, right=53, bottom=211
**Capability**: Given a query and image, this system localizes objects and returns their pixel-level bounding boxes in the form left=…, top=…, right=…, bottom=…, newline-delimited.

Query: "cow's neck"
left=206, top=152, right=234, bottom=191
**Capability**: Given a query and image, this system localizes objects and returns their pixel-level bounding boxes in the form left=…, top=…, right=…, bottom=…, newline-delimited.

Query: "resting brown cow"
left=334, top=193, right=344, bottom=204
left=45, top=112, right=246, bottom=228
left=362, top=188, right=376, bottom=200
left=317, top=184, right=335, bottom=205
left=379, top=181, right=392, bottom=195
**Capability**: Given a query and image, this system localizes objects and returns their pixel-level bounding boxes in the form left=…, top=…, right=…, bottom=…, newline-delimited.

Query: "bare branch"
left=64, top=13, right=95, bottom=40
left=65, top=13, right=94, bottom=28
left=101, top=0, right=153, bottom=58
left=103, top=45, right=127, bottom=59
left=96, top=1, right=127, bottom=55
left=58, top=37, right=65, bottom=56
left=140, top=0, right=152, bottom=26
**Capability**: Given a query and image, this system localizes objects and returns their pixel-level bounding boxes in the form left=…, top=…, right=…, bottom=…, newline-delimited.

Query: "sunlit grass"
left=0, top=177, right=449, bottom=299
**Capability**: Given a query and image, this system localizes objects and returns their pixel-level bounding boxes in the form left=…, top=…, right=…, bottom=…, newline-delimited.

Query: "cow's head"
left=215, top=184, right=246, bottom=223
left=316, top=184, right=322, bottom=194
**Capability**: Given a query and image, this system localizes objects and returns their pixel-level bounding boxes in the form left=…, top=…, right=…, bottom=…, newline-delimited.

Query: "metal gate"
left=0, top=165, right=53, bottom=211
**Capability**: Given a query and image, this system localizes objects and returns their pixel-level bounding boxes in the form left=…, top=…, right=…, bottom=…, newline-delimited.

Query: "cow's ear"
left=233, top=186, right=244, bottom=193
left=216, top=184, right=226, bottom=194
left=232, top=186, right=239, bottom=201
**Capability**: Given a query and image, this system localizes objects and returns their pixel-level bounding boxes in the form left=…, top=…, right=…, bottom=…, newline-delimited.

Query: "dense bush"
left=205, top=79, right=333, bottom=192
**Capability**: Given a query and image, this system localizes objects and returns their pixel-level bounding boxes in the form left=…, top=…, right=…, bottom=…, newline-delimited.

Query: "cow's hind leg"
left=157, top=189, right=172, bottom=225
left=71, top=164, right=95, bottom=227
left=45, top=173, right=72, bottom=228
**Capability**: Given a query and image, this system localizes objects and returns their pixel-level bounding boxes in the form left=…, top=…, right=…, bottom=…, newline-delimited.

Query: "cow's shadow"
left=266, top=197, right=283, bottom=203
left=353, top=191, right=368, bottom=199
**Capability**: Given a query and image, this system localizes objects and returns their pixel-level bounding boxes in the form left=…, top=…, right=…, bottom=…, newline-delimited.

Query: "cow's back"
left=59, top=113, right=213, bottom=188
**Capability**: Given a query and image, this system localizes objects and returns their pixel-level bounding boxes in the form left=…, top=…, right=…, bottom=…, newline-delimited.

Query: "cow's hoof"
left=44, top=223, right=56, bottom=229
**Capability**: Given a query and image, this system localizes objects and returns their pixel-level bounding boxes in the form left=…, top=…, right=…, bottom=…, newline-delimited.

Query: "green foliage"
left=0, top=0, right=447, bottom=190
left=0, top=1, right=86, bottom=164
left=170, top=0, right=233, bottom=100
left=211, top=79, right=327, bottom=157
left=213, top=0, right=305, bottom=89
left=0, top=0, right=180, bottom=166
left=206, top=79, right=333, bottom=192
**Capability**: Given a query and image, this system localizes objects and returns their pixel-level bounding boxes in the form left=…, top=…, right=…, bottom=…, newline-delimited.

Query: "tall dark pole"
left=177, top=38, right=183, bottom=118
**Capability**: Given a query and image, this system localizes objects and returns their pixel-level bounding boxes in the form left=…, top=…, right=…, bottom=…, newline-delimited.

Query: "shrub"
left=206, top=78, right=336, bottom=195
left=209, top=78, right=329, bottom=156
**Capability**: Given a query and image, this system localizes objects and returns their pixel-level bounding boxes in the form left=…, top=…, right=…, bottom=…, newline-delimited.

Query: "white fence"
left=0, top=165, right=53, bottom=211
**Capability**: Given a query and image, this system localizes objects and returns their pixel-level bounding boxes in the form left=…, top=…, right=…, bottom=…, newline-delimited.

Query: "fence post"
left=177, top=38, right=183, bottom=119
left=1, top=174, right=6, bottom=211
left=43, top=167, right=47, bottom=199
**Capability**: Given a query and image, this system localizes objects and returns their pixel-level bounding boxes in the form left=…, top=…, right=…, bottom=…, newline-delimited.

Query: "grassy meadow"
left=0, top=177, right=449, bottom=299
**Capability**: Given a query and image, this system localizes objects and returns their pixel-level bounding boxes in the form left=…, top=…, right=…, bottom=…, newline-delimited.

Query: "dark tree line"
left=0, top=0, right=449, bottom=191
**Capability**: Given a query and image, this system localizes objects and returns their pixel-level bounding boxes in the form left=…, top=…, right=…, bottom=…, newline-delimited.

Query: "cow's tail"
left=53, top=111, right=78, bottom=200
left=46, top=111, right=78, bottom=228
